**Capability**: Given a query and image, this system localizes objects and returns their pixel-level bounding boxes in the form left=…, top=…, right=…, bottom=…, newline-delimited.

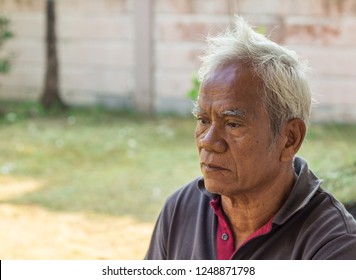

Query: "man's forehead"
left=200, top=62, right=262, bottom=99
left=201, top=64, right=239, bottom=92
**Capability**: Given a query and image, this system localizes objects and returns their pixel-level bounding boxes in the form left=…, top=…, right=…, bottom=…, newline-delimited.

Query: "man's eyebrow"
left=221, top=109, right=247, bottom=119
left=192, top=103, right=247, bottom=120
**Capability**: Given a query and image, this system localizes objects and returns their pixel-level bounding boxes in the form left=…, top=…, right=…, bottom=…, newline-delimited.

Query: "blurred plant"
left=256, top=25, right=267, bottom=35
left=0, top=14, right=13, bottom=74
left=187, top=73, right=200, bottom=101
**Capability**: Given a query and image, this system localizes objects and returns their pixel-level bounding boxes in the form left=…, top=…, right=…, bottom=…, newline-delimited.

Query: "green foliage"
left=187, top=73, right=200, bottom=101
left=256, top=25, right=267, bottom=35
left=0, top=59, right=11, bottom=73
left=0, top=16, right=12, bottom=43
left=0, top=14, right=13, bottom=75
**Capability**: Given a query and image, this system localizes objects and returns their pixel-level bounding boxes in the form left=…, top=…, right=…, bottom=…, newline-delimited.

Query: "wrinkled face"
left=195, top=63, right=284, bottom=197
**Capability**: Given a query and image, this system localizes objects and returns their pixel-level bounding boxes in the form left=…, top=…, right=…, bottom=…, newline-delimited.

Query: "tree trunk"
left=41, top=0, right=66, bottom=111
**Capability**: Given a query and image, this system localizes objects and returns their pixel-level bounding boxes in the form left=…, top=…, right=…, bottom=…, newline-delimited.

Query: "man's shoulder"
left=291, top=156, right=356, bottom=234
left=156, top=176, right=216, bottom=228
left=165, top=176, right=211, bottom=208
left=313, top=187, right=356, bottom=234
left=309, top=189, right=356, bottom=259
left=146, top=177, right=217, bottom=260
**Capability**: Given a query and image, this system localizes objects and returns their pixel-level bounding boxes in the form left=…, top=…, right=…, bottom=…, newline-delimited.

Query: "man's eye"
left=197, top=117, right=209, bottom=125
left=227, top=122, right=239, bottom=128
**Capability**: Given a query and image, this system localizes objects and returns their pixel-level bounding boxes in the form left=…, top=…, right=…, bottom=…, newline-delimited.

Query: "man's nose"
left=198, top=125, right=227, bottom=153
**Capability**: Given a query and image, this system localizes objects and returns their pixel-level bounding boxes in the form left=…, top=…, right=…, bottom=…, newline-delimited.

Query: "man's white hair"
left=198, top=16, right=312, bottom=139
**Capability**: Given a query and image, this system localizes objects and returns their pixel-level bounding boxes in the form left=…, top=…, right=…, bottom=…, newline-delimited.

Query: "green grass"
left=0, top=101, right=355, bottom=221
left=0, top=101, right=201, bottom=221
left=300, top=124, right=356, bottom=203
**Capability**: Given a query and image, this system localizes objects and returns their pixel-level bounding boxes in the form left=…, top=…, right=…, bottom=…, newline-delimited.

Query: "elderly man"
left=145, top=17, right=356, bottom=259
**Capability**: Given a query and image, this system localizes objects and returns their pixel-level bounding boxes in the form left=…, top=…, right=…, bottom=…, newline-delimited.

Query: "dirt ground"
left=0, top=177, right=154, bottom=259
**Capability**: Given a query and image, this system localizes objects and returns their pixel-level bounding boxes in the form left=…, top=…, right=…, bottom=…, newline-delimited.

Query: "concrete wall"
left=1, top=0, right=356, bottom=121
left=0, top=0, right=134, bottom=109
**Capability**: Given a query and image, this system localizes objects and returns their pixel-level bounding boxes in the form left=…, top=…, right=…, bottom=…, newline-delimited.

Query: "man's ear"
left=280, top=118, right=306, bottom=162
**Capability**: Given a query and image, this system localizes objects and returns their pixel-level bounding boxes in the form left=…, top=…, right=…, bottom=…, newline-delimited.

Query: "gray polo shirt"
left=145, top=157, right=356, bottom=259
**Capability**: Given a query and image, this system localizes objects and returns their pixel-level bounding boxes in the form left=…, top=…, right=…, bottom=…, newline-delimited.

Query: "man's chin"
left=204, top=178, right=225, bottom=195
left=204, top=177, right=240, bottom=197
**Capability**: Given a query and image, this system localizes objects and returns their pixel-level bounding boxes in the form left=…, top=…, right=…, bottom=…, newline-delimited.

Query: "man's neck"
left=221, top=170, right=296, bottom=248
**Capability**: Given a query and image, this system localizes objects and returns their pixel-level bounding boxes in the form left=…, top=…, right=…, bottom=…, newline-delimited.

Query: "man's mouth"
left=201, top=163, right=229, bottom=171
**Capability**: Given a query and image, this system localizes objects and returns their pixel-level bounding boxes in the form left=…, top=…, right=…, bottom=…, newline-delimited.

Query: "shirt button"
left=221, top=233, right=229, bottom=241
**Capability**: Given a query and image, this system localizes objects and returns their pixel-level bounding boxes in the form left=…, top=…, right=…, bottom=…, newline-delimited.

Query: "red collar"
left=210, top=196, right=273, bottom=260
